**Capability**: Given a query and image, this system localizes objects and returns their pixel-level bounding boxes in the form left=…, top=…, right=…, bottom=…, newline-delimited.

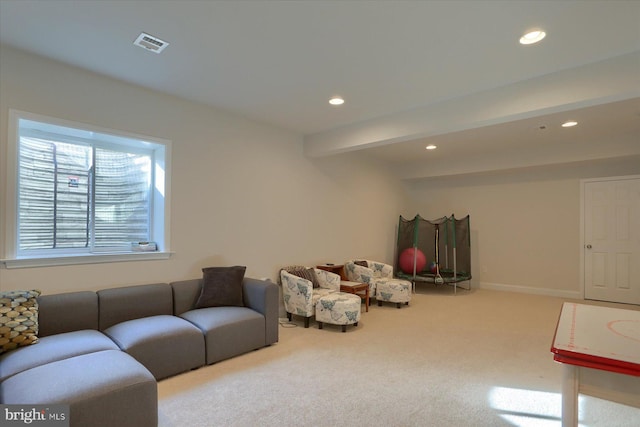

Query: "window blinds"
left=18, top=136, right=151, bottom=252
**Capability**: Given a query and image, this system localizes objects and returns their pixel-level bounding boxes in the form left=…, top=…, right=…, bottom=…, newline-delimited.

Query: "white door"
left=584, top=176, right=640, bottom=304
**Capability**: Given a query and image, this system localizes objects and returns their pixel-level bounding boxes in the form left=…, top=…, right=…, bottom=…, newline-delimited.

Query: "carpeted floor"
left=157, top=286, right=639, bottom=426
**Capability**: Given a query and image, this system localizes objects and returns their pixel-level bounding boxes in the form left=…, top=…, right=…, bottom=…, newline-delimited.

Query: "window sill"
left=1, top=252, right=173, bottom=269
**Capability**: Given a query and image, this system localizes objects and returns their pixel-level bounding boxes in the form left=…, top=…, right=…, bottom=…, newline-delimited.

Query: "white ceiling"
left=1, top=0, right=639, bottom=180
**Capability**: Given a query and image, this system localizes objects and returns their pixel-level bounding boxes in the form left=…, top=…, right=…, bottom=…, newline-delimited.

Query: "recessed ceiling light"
left=561, top=121, right=578, bottom=127
left=329, top=97, right=344, bottom=106
left=519, top=29, right=546, bottom=45
left=426, top=145, right=437, bottom=150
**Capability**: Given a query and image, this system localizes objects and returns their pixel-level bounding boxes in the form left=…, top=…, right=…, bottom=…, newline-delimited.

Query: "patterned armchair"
left=344, top=259, right=394, bottom=299
left=345, top=259, right=412, bottom=308
left=280, top=266, right=341, bottom=328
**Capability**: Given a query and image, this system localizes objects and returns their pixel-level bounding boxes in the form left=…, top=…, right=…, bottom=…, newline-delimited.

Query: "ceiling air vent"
left=134, top=32, right=169, bottom=54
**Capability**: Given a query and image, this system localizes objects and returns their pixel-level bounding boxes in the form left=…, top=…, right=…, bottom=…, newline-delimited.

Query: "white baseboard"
left=478, top=281, right=582, bottom=299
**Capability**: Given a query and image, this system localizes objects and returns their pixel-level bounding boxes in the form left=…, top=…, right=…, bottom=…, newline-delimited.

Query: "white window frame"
left=2, top=110, right=172, bottom=268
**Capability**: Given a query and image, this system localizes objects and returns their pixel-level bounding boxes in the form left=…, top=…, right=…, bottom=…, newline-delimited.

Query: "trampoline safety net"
left=395, top=214, right=471, bottom=291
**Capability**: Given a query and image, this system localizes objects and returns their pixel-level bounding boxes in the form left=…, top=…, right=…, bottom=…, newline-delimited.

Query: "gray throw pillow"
left=196, top=266, right=246, bottom=308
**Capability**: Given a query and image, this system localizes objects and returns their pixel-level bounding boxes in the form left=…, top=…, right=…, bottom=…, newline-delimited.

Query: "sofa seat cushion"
left=180, top=306, right=265, bottom=365
left=102, top=315, right=205, bottom=380
left=0, top=329, right=119, bottom=382
left=0, top=350, right=157, bottom=427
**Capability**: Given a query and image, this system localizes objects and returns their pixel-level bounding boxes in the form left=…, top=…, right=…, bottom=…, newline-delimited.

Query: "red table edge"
left=551, top=350, right=640, bottom=377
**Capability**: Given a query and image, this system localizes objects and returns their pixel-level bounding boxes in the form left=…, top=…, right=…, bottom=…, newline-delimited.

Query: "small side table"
left=340, top=280, right=369, bottom=312
left=316, top=264, right=347, bottom=280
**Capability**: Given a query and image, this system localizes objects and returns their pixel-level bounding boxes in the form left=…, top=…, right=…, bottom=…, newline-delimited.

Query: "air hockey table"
left=551, top=302, right=640, bottom=426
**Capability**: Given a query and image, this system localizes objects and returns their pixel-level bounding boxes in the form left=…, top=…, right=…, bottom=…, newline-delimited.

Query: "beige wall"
left=0, top=46, right=410, bottom=293
left=3, top=45, right=638, bottom=299
left=407, top=159, right=640, bottom=297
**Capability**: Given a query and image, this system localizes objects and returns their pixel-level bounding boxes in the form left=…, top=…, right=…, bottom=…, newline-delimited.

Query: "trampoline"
left=395, top=214, right=471, bottom=294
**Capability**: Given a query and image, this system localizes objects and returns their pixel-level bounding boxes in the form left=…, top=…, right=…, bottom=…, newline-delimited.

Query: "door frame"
left=580, top=174, right=640, bottom=301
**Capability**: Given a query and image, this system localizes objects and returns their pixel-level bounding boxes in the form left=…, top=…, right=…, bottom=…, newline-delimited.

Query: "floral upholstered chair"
left=345, top=259, right=412, bottom=308
left=280, top=266, right=341, bottom=328
left=344, top=259, right=393, bottom=299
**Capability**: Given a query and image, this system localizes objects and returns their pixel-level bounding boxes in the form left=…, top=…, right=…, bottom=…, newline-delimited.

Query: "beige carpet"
left=157, top=287, right=639, bottom=426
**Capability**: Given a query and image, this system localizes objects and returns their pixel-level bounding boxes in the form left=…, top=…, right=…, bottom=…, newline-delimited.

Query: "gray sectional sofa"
left=0, top=277, right=279, bottom=427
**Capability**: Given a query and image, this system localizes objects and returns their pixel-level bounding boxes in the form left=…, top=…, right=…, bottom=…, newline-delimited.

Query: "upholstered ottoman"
left=316, top=292, right=361, bottom=332
left=376, top=279, right=412, bottom=308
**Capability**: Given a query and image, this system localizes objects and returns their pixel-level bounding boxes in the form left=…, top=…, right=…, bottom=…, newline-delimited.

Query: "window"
left=3, top=111, right=171, bottom=268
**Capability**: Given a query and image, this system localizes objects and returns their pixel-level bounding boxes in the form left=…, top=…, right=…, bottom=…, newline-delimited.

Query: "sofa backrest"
left=37, top=291, right=99, bottom=337
left=97, top=283, right=173, bottom=330
left=170, top=279, right=202, bottom=316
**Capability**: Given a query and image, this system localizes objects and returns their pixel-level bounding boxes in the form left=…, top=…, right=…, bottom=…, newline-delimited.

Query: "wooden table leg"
left=364, top=287, right=369, bottom=312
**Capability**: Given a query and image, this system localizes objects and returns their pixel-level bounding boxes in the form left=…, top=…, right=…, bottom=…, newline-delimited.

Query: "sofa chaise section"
left=97, top=283, right=205, bottom=380
left=0, top=349, right=157, bottom=427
